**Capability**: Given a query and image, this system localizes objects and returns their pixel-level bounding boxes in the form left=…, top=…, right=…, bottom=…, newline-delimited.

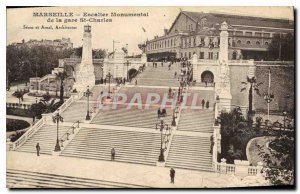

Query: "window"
left=171, top=39, right=173, bottom=47
left=245, top=32, right=252, bottom=36
left=236, top=31, right=243, bottom=36
left=265, top=41, right=269, bottom=45
left=199, top=52, right=204, bottom=59
left=189, top=52, right=191, bottom=59
left=237, top=40, right=242, bottom=45
left=246, top=41, right=251, bottom=45
left=254, top=32, right=262, bottom=37
left=200, top=18, right=207, bottom=29
left=216, top=52, right=219, bottom=59
left=184, top=52, right=187, bottom=58
left=208, top=52, right=213, bottom=59
left=181, top=53, right=183, bottom=58
left=263, top=33, right=270, bottom=38
left=256, top=41, right=260, bottom=45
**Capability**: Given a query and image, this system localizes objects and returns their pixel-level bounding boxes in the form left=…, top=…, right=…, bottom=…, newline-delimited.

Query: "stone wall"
left=254, top=64, right=294, bottom=113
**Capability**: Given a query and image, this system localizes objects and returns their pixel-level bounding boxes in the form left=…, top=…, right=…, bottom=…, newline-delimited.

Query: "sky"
left=7, top=6, right=294, bottom=55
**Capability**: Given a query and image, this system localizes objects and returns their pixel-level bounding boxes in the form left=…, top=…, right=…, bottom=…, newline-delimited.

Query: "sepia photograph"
left=5, top=6, right=295, bottom=189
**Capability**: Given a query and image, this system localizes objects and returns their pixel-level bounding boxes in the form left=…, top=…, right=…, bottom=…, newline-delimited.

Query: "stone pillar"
left=219, top=22, right=229, bottom=62
left=217, top=22, right=232, bottom=112
left=234, top=160, right=250, bottom=176
left=141, top=53, right=147, bottom=65
left=220, top=158, right=227, bottom=174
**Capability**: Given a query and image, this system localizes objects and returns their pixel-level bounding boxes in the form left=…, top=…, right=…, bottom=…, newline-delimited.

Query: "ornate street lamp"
left=263, top=67, right=274, bottom=121
left=52, top=110, right=64, bottom=152
left=106, top=72, right=113, bottom=99
left=125, top=60, right=130, bottom=81
left=156, top=118, right=168, bottom=162
left=84, top=85, right=93, bottom=120
left=283, top=111, right=287, bottom=131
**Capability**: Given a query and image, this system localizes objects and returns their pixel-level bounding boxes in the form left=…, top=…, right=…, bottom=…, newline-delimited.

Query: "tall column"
left=217, top=22, right=232, bottom=112
left=73, top=25, right=95, bottom=92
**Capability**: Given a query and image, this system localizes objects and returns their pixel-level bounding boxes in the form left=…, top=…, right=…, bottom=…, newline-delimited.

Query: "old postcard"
left=6, top=6, right=295, bottom=188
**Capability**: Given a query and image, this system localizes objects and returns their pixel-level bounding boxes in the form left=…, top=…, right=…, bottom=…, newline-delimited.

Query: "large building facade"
left=145, top=11, right=294, bottom=61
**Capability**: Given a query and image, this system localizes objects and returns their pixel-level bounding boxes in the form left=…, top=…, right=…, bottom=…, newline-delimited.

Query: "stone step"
left=7, top=169, right=148, bottom=188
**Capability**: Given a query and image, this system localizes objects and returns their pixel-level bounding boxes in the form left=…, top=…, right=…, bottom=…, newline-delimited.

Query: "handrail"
left=162, top=126, right=173, bottom=151
left=11, top=118, right=45, bottom=150
left=59, top=120, right=80, bottom=148
left=51, top=95, right=74, bottom=116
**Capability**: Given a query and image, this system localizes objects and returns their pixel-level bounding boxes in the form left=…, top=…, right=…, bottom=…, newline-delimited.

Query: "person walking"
left=36, top=143, right=40, bottom=156
left=157, top=108, right=161, bottom=118
left=201, top=99, right=205, bottom=109
left=111, top=148, right=115, bottom=161
left=170, top=168, right=175, bottom=184
left=206, top=100, right=210, bottom=109
left=135, top=79, right=138, bottom=86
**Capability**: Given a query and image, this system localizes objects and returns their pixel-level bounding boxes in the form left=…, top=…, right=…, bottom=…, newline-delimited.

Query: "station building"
left=145, top=11, right=294, bottom=61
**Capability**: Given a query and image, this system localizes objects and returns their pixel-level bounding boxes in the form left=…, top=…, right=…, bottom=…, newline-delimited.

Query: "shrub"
left=6, top=119, right=30, bottom=132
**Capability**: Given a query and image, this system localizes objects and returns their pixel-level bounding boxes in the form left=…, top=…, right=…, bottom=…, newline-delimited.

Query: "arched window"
left=237, top=40, right=242, bottom=45
left=246, top=40, right=251, bottom=45
left=256, top=41, right=260, bottom=45
left=265, top=41, right=269, bottom=45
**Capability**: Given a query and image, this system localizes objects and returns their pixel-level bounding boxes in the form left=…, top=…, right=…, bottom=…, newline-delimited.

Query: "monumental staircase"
left=165, top=135, right=213, bottom=171
left=16, top=125, right=71, bottom=155
left=60, top=127, right=163, bottom=166
left=133, top=62, right=182, bottom=87
left=91, top=105, right=173, bottom=129
left=177, top=109, right=214, bottom=133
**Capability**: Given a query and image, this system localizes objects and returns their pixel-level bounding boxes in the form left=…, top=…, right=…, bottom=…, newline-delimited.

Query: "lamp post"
left=263, top=67, right=274, bottom=121
left=125, top=60, right=130, bottom=81
left=52, top=110, right=64, bottom=152
left=283, top=111, right=287, bottom=131
left=84, top=85, right=93, bottom=120
left=106, top=72, right=113, bottom=99
left=171, top=110, right=176, bottom=126
left=156, top=118, right=168, bottom=162
left=285, top=94, right=290, bottom=112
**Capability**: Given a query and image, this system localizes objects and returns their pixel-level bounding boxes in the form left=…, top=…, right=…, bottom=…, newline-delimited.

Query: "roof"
left=182, top=11, right=294, bottom=29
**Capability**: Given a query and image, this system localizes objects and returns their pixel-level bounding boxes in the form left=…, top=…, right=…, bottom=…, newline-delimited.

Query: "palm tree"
left=55, top=70, right=69, bottom=104
left=14, top=90, right=24, bottom=106
left=241, top=76, right=262, bottom=115
left=38, top=94, right=60, bottom=114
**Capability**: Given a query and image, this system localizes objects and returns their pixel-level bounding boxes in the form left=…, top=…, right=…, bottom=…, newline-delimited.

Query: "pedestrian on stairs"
left=201, top=99, right=205, bottom=109
left=111, top=148, right=115, bottom=161
left=170, top=168, right=175, bottom=184
left=157, top=108, right=161, bottom=118
left=206, top=100, right=210, bottom=109
left=36, top=143, right=40, bottom=156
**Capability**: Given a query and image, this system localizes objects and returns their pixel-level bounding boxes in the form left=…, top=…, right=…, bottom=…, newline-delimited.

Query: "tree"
left=55, top=71, right=69, bottom=104
left=37, top=95, right=60, bottom=114
left=6, top=44, right=72, bottom=84
left=218, top=107, right=251, bottom=162
left=257, top=118, right=294, bottom=186
left=13, top=90, right=24, bottom=105
left=267, top=33, right=294, bottom=61
left=241, top=76, right=262, bottom=115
